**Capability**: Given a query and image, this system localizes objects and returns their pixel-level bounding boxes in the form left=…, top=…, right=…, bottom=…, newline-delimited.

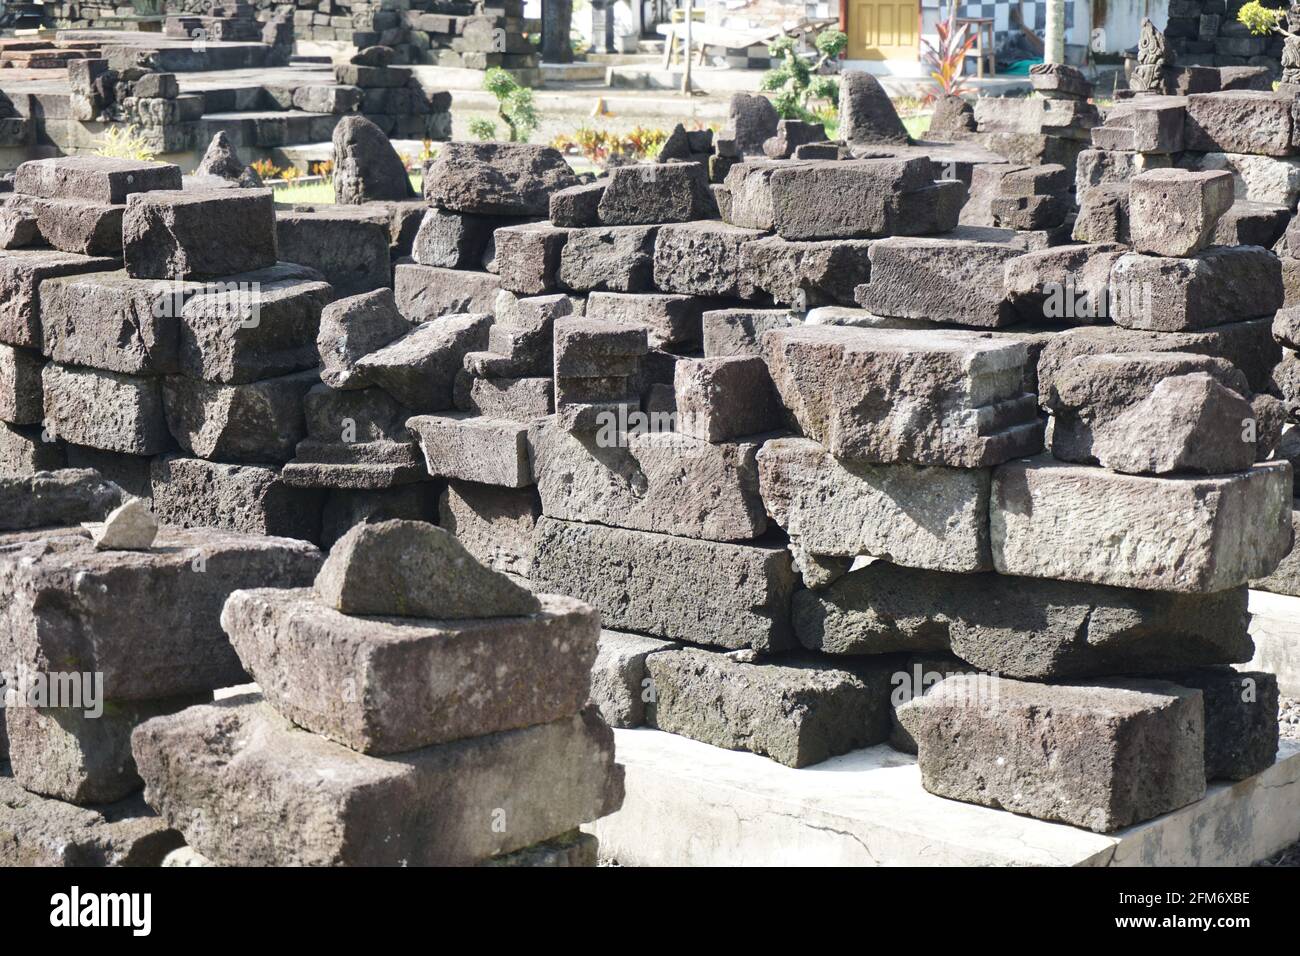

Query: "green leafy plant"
left=1238, top=0, right=1287, bottom=35
left=479, top=67, right=540, bottom=143
left=760, top=28, right=847, bottom=121
left=468, top=117, right=498, bottom=141
left=93, top=124, right=156, bottom=161
left=921, top=4, right=977, bottom=104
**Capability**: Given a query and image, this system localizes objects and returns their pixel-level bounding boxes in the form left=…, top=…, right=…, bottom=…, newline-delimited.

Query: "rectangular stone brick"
left=531, top=516, right=797, bottom=652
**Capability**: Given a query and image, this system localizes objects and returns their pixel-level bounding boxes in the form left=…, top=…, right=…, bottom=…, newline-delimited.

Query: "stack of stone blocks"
left=1, top=63, right=1298, bottom=861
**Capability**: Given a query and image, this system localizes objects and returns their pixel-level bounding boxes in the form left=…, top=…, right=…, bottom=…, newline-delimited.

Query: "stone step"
left=588, top=728, right=1300, bottom=866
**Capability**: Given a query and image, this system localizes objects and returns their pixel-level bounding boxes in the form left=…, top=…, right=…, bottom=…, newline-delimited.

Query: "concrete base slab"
left=1248, top=589, right=1300, bottom=697
left=589, top=728, right=1300, bottom=866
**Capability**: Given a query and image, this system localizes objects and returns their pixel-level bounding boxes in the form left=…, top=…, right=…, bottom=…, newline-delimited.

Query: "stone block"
left=394, top=262, right=502, bottom=321
left=1184, top=91, right=1294, bottom=157
left=596, top=162, right=716, bottom=226
left=740, top=235, right=873, bottom=308
left=0, top=773, right=181, bottom=867
left=530, top=517, right=797, bottom=652
left=647, top=649, right=895, bottom=768
left=352, top=312, right=489, bottom=412
left=42, top=363, right=167, bottom=455
left=652, top=221, right=765, bottom=299
left=584, top=292, right=706, bottom=349
left=223, top=587, right=596, bottom=754
left=408, top=411, right=531, bottom=487
left=0, top=249, right=119, bottom=349
left=162, top=369, right=317, bottom=463
left=702, top=308, right=797, bottom=357
left=898, top=676, right=1206, bottom=832
left=31, top=198, right=124, bottom=257
left=0, top=526, right=321, bottom=700
left=857, top=236, right=1021, bottom=328
left=795, top=561, right=1253, bottom=679
left=123, top=188, right=277, bottom=280
left=0, top=343, right=42, bottom=424
left=757, top=436, right=992, bottom=573
left=588, top=629, right=678, bottom=729
left=991, top=457, right=1293, bottom=592
left=150, top=455, right=325, bottom=542
left=424, top=141, right=578, bottom=217
left=557, top=225, right=658, bottom=293
left=762, top=325, right=1042, bottom=467
left=1109, top=247, right=1282, bottom=332
left=317, top=287, right=412, bottom=390
left=14, top=156, right=181, bottom=204
left=131, top=697, right=623, bottom=866
left=527, top=418, right=766, bottom=541
left=1162, top=667, right=1279, bottom=781
left=673, top=356, right=782, bottom=442
left=275, top=207, right=391, bottom=297
left=4, top=694, right=208, bottom=805
left=0, top=468, right=122, bottom=532
left=1129, top=169, right=1235, bottom=256
left=439, top=480, right=541, bottom=577
left=492, top=222, right=567, bottom=295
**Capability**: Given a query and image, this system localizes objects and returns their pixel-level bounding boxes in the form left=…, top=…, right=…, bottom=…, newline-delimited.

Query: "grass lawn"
left=274, top=173, right=422, bottom=205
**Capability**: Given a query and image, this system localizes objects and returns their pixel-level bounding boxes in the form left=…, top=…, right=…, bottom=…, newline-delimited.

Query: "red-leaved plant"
left=921, top=6, right=978, bottom=104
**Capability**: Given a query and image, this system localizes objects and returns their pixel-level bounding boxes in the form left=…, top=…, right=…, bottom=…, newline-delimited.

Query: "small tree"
left=1237, top=0, right=1289, bottom=35
left=470, top=67, right=541, bottom=143
left=760, top=29, right=847, bottom=121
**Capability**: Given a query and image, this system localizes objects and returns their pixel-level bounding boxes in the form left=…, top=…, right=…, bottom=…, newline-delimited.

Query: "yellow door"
left=848, top=0, right=919, bottom=61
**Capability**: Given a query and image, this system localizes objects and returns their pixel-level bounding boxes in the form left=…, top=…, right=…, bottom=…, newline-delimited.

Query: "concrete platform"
left=1248, top=589, right=1300, bottom=697
left=590, top=728, right=1300, bottom=866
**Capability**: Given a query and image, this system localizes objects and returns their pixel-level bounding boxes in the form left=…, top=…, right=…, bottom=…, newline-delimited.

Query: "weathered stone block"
left=673, top=356, right=782, bottom=442
left=440, top=480, right=541, bottom=577
left=898, top=676, right=1206, bottom=832
left=647, top=649, right=895, bottom=768
left=1129, top=169, right=1234, bottom=257
left=43, top=363, right=168, bottom=455
left=0, top=773, right=181, bottom=867
left=596, top=162, right=716, bottom=226
left=1184, top=91, right=1294, bottom=157
left=557, top=225, right=658, bottom=293
left=0, top=468, right=122, bottom=532
left=394, top=262, right=502, bottom=321
left=588, top=629, right=678, bottom=729
left=0, top=249, right=118, bottom=349
left=4, top=694, right=208, bottom=805
left=353, top=312, right=489, bottom=412
left=652, top=221, right=765, bottom=299
left=162, top=369, right=317, bottom=463
left=528, top=418, right=766, bottom=541
left=857, top=236, right=1021, bottom=328
left=0, top=343, right=42, bottom=424
left=131, top=697, right=623, bottom=866
left=584, top=292, right=706, bottom=349
left=408, top=411, right=531, bottom=487
left=530, top=517, right=797, bottom=652
left=32, top=197, right=123, bottom=257
left=1162, top=667, right=1279, bottom=781
left=223, top=587, right=596, bottom=754
left=762, top=325, right=1042, bottom=467
left=1110, top=246, right=1282, bottom=332
left=275, top=207, right=391, bottom=297
left=424, top=142, right=578, bottom=217
left=757, top=436, right=992, bottom=573
left=0, top=526, right=321, bottom=700
left=150, top=455, right=325, bottom=542
left=14, top=156, right=181, bottom=204
left=991, top=458, right=1293, bottom=592
left=492, top=222, right=567, bottom=295
left=123, top=188, right=277, bottom=280
left=795, top=561, right=1254, bottom=678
